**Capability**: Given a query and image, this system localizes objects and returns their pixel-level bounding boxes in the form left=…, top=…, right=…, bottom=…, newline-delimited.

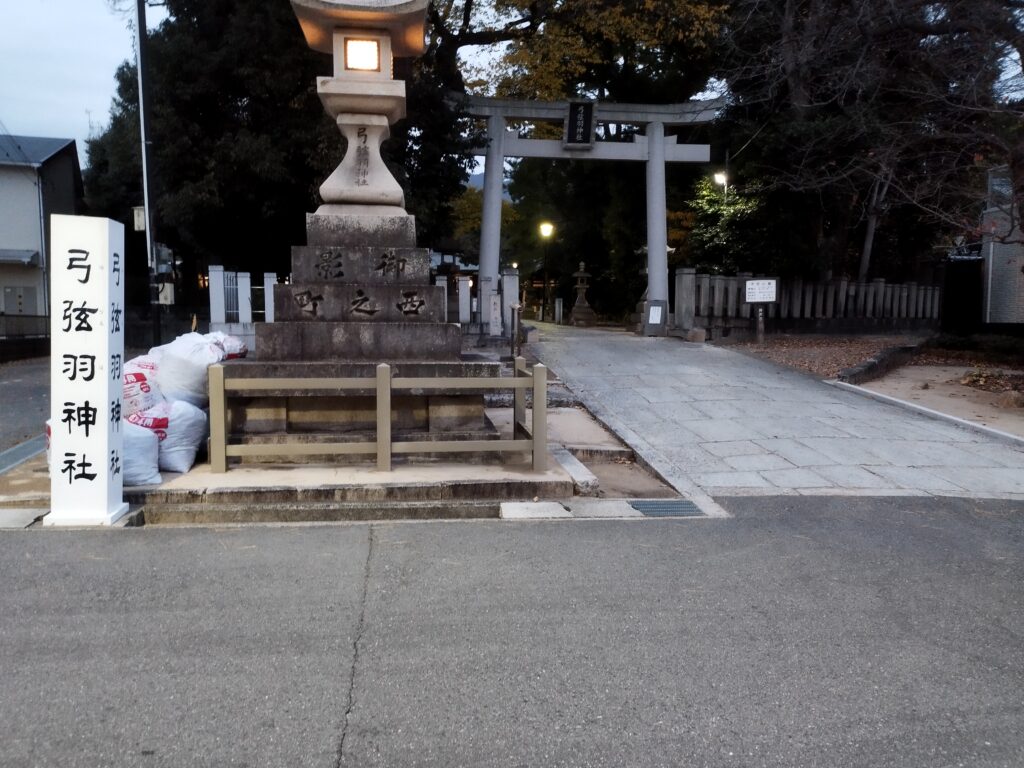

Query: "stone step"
left=291, top=245, right=430, bottom=284
left=255, top=321, right=462, bottom=360
left=131, top=468, right=574, bottom=524
left=140, top=500, right=503, bottom=525
left=275, top=283, right=446, bottom=323
left=224, top=426, right=508, bottom=465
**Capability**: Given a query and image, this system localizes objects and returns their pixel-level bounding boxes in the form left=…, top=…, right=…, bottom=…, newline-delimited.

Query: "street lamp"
left=714, top=172, right=728, bottom=200
left=539, top=221, right=554, bottom=322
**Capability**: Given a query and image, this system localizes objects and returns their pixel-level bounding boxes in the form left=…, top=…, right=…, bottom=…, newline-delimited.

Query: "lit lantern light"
left=344, top=38, right=381, bottom=72
left=332, top=30, right=392, bottom=79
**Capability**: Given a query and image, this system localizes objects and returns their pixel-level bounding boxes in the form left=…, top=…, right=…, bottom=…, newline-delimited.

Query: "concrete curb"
left=0, top=436, right=46, bottom=475
left=550, top=447, right=599, bottom=496
left=827, top=380, right=1024, bottom=448
left=836, top=343, right=923, bottom=384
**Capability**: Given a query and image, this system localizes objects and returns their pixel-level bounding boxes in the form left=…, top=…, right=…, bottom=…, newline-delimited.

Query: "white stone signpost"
left=743, top=278, right=778, bottom=346
left=47, top=215, right=129, bottom=526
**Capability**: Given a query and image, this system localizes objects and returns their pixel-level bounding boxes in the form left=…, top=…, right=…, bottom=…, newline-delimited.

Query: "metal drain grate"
left=629, top=499, right=703, bottom=518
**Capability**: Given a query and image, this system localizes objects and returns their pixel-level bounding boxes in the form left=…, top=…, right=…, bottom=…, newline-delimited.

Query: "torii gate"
left=466, top=95, right=722, bottom=336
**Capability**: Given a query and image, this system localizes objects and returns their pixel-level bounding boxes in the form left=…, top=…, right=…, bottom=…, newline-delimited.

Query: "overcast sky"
left=0, top=0, right=165, bottom=167
left=0, top=1, right=491, bottom=174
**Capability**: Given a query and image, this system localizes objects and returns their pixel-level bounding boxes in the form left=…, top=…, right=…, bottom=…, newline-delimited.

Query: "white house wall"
left=0, top=167, right=42, bottom=251
left=982, top=209, right=1024, bottom=324
left=0, top=166, right=44, bottom=314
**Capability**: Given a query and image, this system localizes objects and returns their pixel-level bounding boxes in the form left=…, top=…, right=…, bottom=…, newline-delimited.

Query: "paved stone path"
left=530, top=325, right=1024, bottom=504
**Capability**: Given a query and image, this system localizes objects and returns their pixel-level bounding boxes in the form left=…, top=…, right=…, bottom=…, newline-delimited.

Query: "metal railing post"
left=531, top=363, right=547, bottom=472
left=208, top=364, right=227, bottom=473
left=376, top=363, right=392, bottom=471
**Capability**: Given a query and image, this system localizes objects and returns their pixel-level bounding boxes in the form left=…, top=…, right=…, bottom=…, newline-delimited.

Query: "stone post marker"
left=47, top=215, right=129, bottom=526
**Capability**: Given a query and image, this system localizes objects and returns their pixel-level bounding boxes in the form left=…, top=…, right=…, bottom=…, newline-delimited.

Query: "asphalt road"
left=1, top=496, right=1022, bottom=767
left=0, top=356, right=49, bottom=453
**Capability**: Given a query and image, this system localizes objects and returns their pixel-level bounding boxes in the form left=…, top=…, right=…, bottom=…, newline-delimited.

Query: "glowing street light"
left=539, top=221, right=555, bottom=321
left=714, top=172, right=728, bottom=201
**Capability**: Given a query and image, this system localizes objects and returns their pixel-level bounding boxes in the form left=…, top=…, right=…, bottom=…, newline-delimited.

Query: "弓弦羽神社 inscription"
left=61, top=401, right=98, bottom=438
left=316, top=250, right=346, bottom=280
left=396, top=291, right=425, bottom=316
left=61, top=452, right=98, bottom=483
left=565, top=102, right=594, bottom=148
left=62, top=353, right=96, bottom=381
left=62, top=300, right=98, bottom=332
left=351, top=289, right=381, bottom=316
left=355, top=127, right=370, bottom=187
left=294, top=290, right=325, bottom=317
left=66, top=249, right=92, bottom=283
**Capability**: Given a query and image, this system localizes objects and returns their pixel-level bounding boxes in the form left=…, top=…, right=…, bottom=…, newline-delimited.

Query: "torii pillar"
left=479, top=114, right=506, bottom=335
left=643, top=120, right=669, bottom=335
left=470, top=96, right=719, bottom=337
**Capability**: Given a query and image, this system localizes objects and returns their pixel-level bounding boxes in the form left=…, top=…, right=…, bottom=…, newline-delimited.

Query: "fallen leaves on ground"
left=958, top=369, right=1024, bottom=394
left=730, top=335, right=918, bottom=379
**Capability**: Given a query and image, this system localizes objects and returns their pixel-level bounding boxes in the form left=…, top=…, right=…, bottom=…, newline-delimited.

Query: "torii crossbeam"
left=464, top=95, right=723, bottom=336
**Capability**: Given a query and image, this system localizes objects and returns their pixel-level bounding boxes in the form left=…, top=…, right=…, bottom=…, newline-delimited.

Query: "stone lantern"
left=290, top=0, right=430, bottom=245
left=237, top=0, right=501, bottom=463
left=570, top=262, right=597, bottom=327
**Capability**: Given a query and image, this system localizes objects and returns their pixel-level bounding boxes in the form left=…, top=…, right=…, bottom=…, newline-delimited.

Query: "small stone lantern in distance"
left=290, top=0, right=429, bottom=215
left=571, top=262, right=597, bottom=326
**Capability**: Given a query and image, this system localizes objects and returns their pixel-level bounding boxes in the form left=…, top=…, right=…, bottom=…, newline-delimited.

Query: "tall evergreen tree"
left=715, top=0, right=1022, bottom=280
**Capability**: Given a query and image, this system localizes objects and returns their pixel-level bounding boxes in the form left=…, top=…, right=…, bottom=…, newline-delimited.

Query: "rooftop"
left=0, top=135, right=76, bottom=167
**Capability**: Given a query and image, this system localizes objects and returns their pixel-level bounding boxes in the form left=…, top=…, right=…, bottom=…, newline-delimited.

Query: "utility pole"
left=135, top=0, right=161, bottom=345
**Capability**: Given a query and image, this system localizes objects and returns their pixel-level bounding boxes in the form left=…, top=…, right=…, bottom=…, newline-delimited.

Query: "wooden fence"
left=208, top=357, right=548, bottom=473
left=673, top=268, right=941, bottom=336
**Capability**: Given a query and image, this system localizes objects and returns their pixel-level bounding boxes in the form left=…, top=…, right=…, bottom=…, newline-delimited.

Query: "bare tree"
left=720, top=0, right=1024, bottom=278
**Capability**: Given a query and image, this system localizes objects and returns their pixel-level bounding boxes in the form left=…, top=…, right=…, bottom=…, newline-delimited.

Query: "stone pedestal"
left=256, top=321, right=462, bottom=361
left=246, top=202, right=499, bottom=463
left=307, top=207, right=417, bottom=248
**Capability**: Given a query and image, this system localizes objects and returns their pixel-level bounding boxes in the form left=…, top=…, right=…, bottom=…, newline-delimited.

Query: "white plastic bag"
left=123, top=355, right=163, bottom=416
left=152, top=333, right=225, bottom=407
left=128, top=400, right=209, bottom=474
left=205, top=331, right=248, bottom=359
left=123, top=422, right=163, bottom=486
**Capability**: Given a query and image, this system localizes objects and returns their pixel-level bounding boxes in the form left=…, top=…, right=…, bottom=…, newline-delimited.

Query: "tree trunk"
left=858, top=170, right=892, bottom=282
